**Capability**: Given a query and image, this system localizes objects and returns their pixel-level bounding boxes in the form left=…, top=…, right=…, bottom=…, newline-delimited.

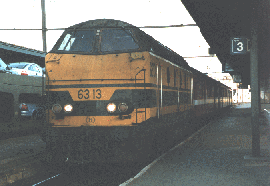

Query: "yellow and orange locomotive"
left=41, top=19, right=231, bottom=163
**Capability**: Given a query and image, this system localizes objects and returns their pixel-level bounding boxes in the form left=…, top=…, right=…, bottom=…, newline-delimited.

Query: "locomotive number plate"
left=78, top=89, right=102, bottom=100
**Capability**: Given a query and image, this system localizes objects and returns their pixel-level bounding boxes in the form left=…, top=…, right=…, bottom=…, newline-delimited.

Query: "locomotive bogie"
left=43, top=121, right=160, bottom=163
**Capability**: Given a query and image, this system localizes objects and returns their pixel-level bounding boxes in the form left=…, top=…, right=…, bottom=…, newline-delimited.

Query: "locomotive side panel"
left=148, top=53, right=192, bottom=121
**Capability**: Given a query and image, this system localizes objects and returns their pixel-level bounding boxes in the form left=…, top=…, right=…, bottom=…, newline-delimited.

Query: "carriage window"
left=57, top=30, right=95, bottom=52
left=101, top=29, right=139, bottom=52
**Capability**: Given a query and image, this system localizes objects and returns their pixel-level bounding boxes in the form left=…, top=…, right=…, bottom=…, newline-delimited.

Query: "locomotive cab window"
left=101, top=29, right=139, bottom=52
left=56, top=30, right=96, bottom=52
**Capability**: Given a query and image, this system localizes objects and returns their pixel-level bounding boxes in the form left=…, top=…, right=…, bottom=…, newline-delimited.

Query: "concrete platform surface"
left=121, top=103, right=270, bottom=186
left=0, top=134, right=45, bottom=165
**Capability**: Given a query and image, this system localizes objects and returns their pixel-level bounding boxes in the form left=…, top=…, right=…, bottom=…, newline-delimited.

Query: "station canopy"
left=0, top=41, right=45, bottom=67
left=182, top=0, right=270, bottom=87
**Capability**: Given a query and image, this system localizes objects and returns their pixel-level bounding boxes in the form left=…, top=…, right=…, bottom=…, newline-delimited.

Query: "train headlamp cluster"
left=106, top=102, right=129, bottom=113
left=118, top=103, right=128, bottom=112
left=52, top=103, right=73, bottom=113
left=107, top=103, right=117, bottom=113
left=64, top=104, right=73, bottom=113
left=52, top=104, right=62, bottom=113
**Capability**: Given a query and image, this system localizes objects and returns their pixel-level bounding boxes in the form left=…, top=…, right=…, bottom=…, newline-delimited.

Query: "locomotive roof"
left=67, top=19, right=136, bottom=29
left=66, top=19, right=190, bottom=69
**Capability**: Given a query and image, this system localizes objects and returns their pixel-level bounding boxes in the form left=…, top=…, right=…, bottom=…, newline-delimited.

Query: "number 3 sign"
left=230, top=37, right=250, bottom=55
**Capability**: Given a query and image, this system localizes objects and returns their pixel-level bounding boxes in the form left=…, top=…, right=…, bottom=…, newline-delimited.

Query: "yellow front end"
left=45, top=52, right=154, bottom=127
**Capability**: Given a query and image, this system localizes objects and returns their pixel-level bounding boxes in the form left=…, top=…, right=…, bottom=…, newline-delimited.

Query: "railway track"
left=31, top=173, right=62, bottom=186
left=28, top=161, right=153, bottom=186
left=1, top=110, right=230, bottom=186
left=4, top=154, right=68, bottom=186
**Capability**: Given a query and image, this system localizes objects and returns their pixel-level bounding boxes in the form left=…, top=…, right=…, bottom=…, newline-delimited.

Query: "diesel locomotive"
left=41, top=19, right=231, bottom=163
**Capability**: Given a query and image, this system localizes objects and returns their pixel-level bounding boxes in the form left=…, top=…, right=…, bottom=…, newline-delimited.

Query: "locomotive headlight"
left=118, top=103, right=128, bottom=112
left=64, top=104, right=73, bottom=113
left=107, top=103, right=116, bottom=113
left=52, top=104, right=62, bottom=113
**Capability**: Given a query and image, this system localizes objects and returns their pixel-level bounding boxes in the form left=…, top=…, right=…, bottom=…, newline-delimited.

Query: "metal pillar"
left=41, top=0, right=47, bottom=53
left=41, top=0, right=47, bottom=96
left=250, top=0, right=260, bottom=157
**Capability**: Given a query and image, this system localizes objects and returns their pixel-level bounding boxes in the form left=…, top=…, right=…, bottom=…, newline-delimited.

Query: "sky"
left=0, top=0, right=221, bottom=73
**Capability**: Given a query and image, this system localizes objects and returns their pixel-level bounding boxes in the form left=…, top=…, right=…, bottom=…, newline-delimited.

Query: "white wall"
left=0, top=73, right=45, bottom=114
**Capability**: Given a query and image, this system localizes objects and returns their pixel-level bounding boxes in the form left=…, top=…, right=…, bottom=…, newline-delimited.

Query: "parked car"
left=18, top=93, right=43, bottom=120
left=0, top=58, right=8, bottom=73
left=7, top=62, right=43, bottom=77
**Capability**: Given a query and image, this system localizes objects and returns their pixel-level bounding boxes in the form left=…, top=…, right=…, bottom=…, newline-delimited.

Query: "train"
left=41, top=19, right=232, bottom=164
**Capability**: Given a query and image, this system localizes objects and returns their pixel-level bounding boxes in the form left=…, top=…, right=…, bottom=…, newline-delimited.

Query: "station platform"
left=121, top=103, right=270, bottom=186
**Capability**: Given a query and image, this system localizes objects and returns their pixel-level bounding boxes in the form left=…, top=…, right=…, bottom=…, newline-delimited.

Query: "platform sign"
left=230, top=37, right=250, bottom=55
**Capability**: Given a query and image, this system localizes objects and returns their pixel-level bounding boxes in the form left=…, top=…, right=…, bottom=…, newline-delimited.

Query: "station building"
left=0, top=41, right=45, bottom=121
